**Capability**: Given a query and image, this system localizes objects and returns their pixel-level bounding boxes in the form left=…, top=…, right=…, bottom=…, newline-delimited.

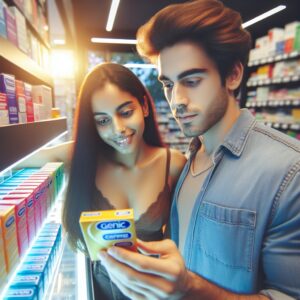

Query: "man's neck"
left=202, top=98, right=241, bottom=155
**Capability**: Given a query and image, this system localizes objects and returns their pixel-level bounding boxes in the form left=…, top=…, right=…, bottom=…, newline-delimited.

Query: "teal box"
left=0, top=0, right=6, bottom=38
left=17, top=262, right=47, bottom=292
left=11, top=274, right=43, bottom=300
left=4, top=288, right=37, bottom=300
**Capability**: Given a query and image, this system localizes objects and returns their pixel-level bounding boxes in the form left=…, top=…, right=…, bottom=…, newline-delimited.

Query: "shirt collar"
left=187, top=109, right=256, bottom=159
left=221, top=109, right=256, bottom=157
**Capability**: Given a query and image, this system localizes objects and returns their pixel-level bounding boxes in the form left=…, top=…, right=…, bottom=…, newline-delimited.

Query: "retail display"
left=245, top=22, right=300, bottom=140
left=156, top=101, right=190, bottom=153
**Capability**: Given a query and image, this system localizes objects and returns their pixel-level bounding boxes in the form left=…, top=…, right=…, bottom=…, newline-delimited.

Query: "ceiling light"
left=106, top=0, right=120, bottom=31
left=242, top=5, right=286, bottom=28
left=91, top=38, right=137, bottom=44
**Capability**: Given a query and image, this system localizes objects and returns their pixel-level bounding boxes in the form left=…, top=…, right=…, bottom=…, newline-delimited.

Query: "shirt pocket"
left=196, top=201, right=256, bottom=271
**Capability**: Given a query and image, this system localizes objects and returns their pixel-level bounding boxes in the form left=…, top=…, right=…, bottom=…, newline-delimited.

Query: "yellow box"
left=79, top=209, right=137, bottom=261
left=0, top=205, right=20, bottom=273
left=0, top=221, right=8, bottom=290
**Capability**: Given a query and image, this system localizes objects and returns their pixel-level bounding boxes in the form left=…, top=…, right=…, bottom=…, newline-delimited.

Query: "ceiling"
left=61, top=0, right=300, bottom=52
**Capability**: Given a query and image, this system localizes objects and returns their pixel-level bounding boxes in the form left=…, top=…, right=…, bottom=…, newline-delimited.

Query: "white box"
left=32, top=85, right=52, bottom=120
left=9, top=6, right=28, bottom=53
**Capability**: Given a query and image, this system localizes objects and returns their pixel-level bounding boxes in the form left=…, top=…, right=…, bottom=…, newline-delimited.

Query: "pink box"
left=0, top=198, right=28, bottom=257
left=9, top=190, right=37, bottom=239
left=24, top=83, right=34, bottom=122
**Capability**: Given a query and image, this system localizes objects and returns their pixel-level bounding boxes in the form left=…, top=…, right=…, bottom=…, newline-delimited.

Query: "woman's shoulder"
left=168, top=148, right=186, bottom=178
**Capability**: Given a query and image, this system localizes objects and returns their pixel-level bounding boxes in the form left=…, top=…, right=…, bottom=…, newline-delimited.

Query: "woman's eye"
left=120, top=110, right=133, bottom=117
left=95, top=118, right=110, bottom=126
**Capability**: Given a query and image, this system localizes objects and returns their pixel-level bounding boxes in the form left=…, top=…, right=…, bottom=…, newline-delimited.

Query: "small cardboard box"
left=79, top=209, right=137, bottom=261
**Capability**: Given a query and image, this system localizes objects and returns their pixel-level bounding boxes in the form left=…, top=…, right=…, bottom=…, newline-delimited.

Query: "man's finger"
left=106, top=246, right=182, bottom=281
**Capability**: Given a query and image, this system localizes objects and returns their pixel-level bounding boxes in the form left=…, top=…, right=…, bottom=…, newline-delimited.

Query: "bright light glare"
left=106, top=0, right=120, bottom=31
left=242, top=5, right=286, bottom=28
left=124, top=63, right=156, bottom=69
left=91, top=37, right=137, bottom=44
left=53, top=39, right=65, bottom=45
left=51, top=50, right=75, bottom=78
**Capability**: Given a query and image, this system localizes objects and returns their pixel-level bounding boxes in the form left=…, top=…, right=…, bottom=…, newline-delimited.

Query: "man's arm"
left=99, top=239, right=269, bottom=300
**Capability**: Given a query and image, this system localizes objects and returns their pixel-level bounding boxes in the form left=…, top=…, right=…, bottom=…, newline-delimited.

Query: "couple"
left=51, top=0, right=300, bottom=299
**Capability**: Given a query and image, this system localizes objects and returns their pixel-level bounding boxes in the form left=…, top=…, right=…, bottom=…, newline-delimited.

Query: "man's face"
left=157, top=41, right=230, bottom=137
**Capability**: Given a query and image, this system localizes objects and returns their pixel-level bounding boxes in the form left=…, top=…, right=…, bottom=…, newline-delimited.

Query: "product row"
left=0, top=0, right=50, bottom=70
left=0, top=73, right=53, bottom=125
left=156, top=101, right=190, bottom=153
left=0, top=162, right=64, bottom=291
left=246, top=86, right=300, bottom=106
left=248, top=21, right=300, bottom=63
left=247, top=59, right=300, bottom=86
left=2, top=222, right=62, bottom=300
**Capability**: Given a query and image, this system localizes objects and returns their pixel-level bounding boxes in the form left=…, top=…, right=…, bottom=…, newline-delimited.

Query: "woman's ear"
left=225, top=61, right=244, bottom=92
left=142, top=96, right=149, bottom=117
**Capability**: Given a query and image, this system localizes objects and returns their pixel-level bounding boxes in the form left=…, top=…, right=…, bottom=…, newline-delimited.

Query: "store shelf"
left=5, top=0, right=50, bottom=49
left=0, top=36, right=53, bottom=86
left=0, top=117, right=67, bottom=173
left=246, top=99, right=300, bottom=108
left=247, top=75, right=300, bottom=87
left=259, top=121, right=300, bottom=131
left=248, top=50, right=300, bottom=67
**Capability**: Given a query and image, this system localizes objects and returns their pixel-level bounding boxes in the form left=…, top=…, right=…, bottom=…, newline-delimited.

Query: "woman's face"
left=91, top=83, right=146, bottom=154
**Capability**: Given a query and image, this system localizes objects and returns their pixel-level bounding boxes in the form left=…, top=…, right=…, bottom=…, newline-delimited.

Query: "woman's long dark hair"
left=63, top=63, right=164, bottom=252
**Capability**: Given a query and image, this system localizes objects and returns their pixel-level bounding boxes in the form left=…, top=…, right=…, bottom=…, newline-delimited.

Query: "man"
left=98, top=0, right=300, bottom=299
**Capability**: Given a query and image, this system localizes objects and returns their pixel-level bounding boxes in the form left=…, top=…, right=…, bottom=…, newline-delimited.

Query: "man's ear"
left=142, top=96, right=149, bottom=117
left=226, top=61, right=244, bottom=92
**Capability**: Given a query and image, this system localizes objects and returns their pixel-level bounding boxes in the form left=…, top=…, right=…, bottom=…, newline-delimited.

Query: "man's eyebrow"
left=158, top=68, right=207, bottom=82
left=93, top=101, right=133, bottom=116
left=177, top=68, right=207, bottom=80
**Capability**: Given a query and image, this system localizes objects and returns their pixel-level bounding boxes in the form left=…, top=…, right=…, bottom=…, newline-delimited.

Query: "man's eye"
left=120, top=110, right=133, bottom=117
left=162, top=82, right=173, bottom=89
left=182, top=78, right=201, bottom=87
left=95, top=118, right=110, bottom=126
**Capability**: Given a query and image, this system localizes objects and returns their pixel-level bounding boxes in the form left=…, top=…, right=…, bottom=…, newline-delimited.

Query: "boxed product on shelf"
left=268, top=28, right=284, bottom=57
left=15, top=80, right=27, bottom=124
left=32, top=85, right=52, bottom=120
left=284, top=21, right=300, bottom=53
left=0, top=74, right=19, bottom=124
left=1, top=192, right=36, bottom=243
left=3, top=287, right=38, bottom=299
left=10, top=274, right=44, bottom=300
left=9, top=6, right=28, bottom=54
left=24, top=83, right=34, bottom=122
left=0, top=205, right=19, bottom=273
left=0, top=0, right=6, bottom=38
left=0, top=92, right=9, bottom=125
left=0, top=219, right=7, bottom=289
left=3, top=3, right=17, bottom=46
left=0, top=197, right=29, bottom=257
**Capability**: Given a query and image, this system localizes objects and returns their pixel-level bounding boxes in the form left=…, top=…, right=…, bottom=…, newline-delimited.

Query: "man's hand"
left=98, top=239, right=190, bottom=300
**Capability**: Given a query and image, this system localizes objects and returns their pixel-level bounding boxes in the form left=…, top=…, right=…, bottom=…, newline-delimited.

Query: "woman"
left=62, top=62, right=186, bottom=299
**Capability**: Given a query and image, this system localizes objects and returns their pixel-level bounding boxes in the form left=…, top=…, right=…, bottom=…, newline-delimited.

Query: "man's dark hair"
left=137, top=0, right=251, bottom=88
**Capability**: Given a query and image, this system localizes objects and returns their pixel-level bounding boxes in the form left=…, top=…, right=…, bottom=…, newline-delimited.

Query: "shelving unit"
left=0, top=117, right=67, bottom=173
left=0, top=36, right=52, bottom=87
left=245, top=42, right=300, bottom=140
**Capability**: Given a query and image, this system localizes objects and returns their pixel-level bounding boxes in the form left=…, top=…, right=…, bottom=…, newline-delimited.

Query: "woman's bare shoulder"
left=169, top=148, right=186, bottom=182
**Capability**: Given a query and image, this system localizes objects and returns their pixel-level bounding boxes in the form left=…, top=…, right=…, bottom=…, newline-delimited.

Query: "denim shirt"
left=171, top=109, right=300, bottom=299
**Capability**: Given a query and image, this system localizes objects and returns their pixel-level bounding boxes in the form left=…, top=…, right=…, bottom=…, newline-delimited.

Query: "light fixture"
left=106, top=0, right=120, bottom=31
left=242, top=5, right=286, bottom=28
left=91, top=37, right=137, bottom=44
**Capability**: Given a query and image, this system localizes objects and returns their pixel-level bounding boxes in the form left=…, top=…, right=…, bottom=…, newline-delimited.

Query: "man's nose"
left=170, top=84, right=188, bottom=111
